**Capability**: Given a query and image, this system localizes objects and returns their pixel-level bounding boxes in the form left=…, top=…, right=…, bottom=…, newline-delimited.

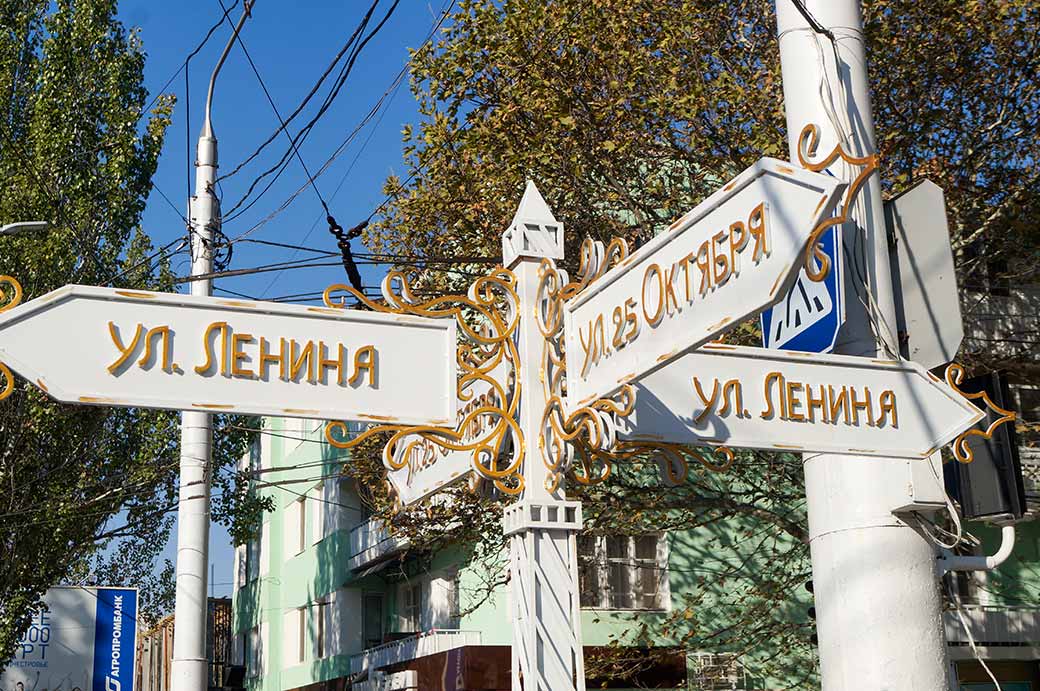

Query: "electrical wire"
left=150, top=180, right=190, bottom=226
left=219, top=0, right=399, bottom=222
left=255, top=70, right=409, bottom=298
left=215, top=0, right=330, bottom=215
left=237, top=238, right=338, bottom=257
left=174, top=258, right=345, bottom=283
left=214, top=0, right=383, bottom=186
left=788, top=0, right=837, bottom=42
left=945, top=580, right=1003, bottom=691
left=102, top=237, right=187, bottom=287
left=217, top=0, right=456, bottom=266
left=213, top=285, right=260, bottom=300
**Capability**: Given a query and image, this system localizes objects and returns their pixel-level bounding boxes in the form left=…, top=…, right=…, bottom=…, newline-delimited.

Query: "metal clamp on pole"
left=940, top=524, right=1016, bottom=572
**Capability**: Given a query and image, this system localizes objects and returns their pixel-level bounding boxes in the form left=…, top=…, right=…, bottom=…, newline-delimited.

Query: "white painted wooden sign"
left=618, top=343, right=984, bottom=459
left=564, top=158, right=845, bottom=407
left=0, top=285, right=457, bottom=425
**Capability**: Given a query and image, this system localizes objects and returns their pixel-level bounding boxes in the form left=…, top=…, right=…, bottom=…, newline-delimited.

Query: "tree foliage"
left=365, top=0, right=1038, bottom=684
left=0, top=0, right=254, bottom=667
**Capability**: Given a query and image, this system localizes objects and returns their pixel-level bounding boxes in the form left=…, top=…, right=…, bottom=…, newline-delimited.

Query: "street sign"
left=563, top=158, right=846, bottom=407
left=387, top=361, right=508, bottom=505
left=618, top=343, right=984, bottom=459
left=0, top=284, right=457, bottom=425
left=761, top=224, right=844, bottom=352
left=886, top=180, right=963, bottom=369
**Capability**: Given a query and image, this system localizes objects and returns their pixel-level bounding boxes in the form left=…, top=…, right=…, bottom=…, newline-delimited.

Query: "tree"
left=363, top=0, right=1038, bottom=684
left=0, top=0, right=255, bottom=667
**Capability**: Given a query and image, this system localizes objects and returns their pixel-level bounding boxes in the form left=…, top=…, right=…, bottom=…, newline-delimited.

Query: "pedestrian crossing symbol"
left=761, top=225, right=844, bottom=353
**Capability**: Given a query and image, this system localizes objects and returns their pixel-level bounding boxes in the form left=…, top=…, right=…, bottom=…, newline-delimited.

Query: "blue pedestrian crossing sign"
left=760, top=226, right=845, bottom=353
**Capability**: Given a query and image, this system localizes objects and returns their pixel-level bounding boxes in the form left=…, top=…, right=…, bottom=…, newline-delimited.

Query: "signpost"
left=563, top=157, right=845, bottom=407
left=0, top=45, right=1002, bottom=691
left=0, top=284, right=457, bottom=426
left=618, top=342, right=984, bottom=459
left=0, top=167, right=1001, bottom=691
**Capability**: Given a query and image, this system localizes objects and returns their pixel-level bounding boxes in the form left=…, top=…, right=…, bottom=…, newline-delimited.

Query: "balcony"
left=686, top=652, right=750, bottom=691
left=962, top=287, right=1040, bottom=362
left=348, top=518, right=410, bottom=572
left=349, top=630, right=482, bottom=678
left=945, top=605, right=1040, bottom=646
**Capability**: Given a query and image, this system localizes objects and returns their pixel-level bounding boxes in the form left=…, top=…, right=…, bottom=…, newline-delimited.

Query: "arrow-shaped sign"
left=564, top=158, right=845, bottom=408
left=0, top=285, right=457, bottom=425
left=618, top=343, right=984, bottom=459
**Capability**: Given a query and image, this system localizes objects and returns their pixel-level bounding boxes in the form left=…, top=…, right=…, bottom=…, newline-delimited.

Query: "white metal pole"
left=775, top=1, right=949, bottom=688
left=171, top=7, right=252, bottom=691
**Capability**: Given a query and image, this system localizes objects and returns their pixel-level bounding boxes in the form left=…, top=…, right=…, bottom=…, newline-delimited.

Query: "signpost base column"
left=503, top=500, right=585, bottom=691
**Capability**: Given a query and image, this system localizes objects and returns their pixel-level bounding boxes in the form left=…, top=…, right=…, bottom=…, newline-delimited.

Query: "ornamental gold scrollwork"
left=944, top=363, right=1017, bottom=464
left=536, top=242, right=733, bottom=492
left=796, top=123, right=880, bottom=282
left=323, top=269, right=525, bottom=506
left=0, top=275, right=24, bottom=400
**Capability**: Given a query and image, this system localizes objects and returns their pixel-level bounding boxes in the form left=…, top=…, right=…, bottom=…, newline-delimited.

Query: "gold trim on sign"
left=0, top=276, right=24, bottom=401
left=535, top=251, right=734, bottom=492
left=796, top=123, right=880, bottom=282
left=323, top=268, right=525, bottom=505
left=945, top=363, right=1016, bottom=464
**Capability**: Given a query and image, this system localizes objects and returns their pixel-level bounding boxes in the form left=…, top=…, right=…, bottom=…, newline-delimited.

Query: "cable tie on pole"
left=325, top=214, right=366, bottom=307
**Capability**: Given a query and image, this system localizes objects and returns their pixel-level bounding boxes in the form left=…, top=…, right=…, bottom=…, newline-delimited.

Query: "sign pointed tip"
left=512, top=180, right=557, bottom=225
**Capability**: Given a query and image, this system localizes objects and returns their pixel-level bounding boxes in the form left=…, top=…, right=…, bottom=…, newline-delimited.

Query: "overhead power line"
left=216, top=0, right=330, bottom=216
left=218, top=0, right=398, bottom=222
left=178, top=251, right=498, bottom=284
left=213, top=0, right=382, bottom=186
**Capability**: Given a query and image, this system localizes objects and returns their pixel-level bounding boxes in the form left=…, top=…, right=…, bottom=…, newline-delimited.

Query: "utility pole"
left=775, top=1, right=949, bottom=688
left=170, top=5, right=253, bottom=691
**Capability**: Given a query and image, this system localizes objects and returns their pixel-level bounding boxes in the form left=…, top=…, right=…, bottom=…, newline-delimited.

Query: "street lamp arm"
left=0, top=221, right=48, bottom=236
left=202, top=0, right=255, bottom=138
left=941, top=524, right=1016, bottom=572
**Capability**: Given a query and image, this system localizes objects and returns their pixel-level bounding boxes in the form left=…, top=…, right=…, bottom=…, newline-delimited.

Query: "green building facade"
left=231, top=413, right=1040, bottom=691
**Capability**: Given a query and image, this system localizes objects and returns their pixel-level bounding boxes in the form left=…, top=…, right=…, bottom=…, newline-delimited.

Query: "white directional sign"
left=564, top=157, right=846, bottom=407
left=387, top=361, right=508, bottom=505
left=0, top=285, right=457, bottom=425
left=618, top=343, right=984, bottom=459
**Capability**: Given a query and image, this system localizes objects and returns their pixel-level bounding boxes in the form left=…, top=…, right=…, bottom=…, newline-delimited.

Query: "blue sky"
left=116, top=0, right=447, bottom=596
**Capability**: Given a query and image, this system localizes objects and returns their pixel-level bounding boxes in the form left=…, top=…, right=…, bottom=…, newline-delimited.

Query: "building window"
left=399, top=581, right=424, bottom=632
left=297, top=607, right=306, bottom=663
left=450, top=572, right=462, bottom=628
left=578, top=534, right=669, bottom=610
left=310, top=483, right=324, bottom=546
left=246, top=538, right=260, bottom=582
left=286, top=496, right=306, bottom=556
left=246, top=626, right=261, bottom=678
left=314, top=601, right=328, bottom=659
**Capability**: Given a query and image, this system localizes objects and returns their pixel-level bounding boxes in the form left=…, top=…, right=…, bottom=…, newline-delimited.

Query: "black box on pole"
left=943, top=371, right=1026, bottom=521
